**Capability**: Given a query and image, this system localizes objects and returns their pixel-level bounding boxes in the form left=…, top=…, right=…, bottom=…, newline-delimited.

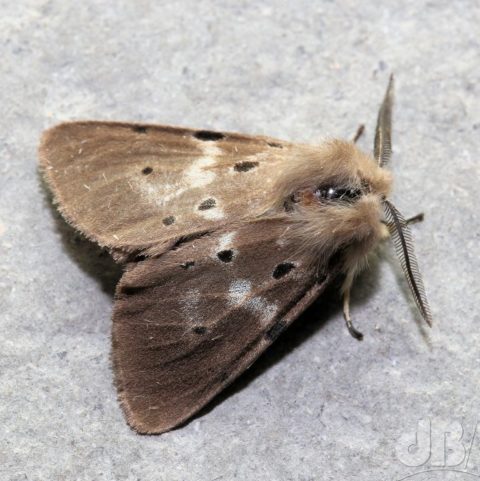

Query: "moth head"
left=278, top=140, right=392, bottom=270
left=276, top=75, right=432, bottom=328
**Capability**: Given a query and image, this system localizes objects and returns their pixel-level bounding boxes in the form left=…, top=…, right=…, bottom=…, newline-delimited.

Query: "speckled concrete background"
left=1, top=1, right=479, bottom=480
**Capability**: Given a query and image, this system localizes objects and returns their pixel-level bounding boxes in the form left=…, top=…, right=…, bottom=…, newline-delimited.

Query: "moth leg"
left=342, top=267, right=363, bottom=340
left=343, top=288, right=364, bottom=340
left=405, top=213, right=424, bottom=225
left=380, top=212, right=425, bottom=240
left=352, top=124, right=365, bottom=143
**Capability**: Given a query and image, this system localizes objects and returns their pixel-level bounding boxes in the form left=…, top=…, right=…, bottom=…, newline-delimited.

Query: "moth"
left=39, top=75, right=432, bottom=434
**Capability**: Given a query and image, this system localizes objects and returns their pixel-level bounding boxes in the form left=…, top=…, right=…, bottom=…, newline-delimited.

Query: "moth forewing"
left=38, top=121, right=294, bottom=261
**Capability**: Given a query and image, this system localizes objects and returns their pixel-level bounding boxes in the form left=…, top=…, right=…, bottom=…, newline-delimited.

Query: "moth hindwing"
left=113, top=219, right=329, bottom=433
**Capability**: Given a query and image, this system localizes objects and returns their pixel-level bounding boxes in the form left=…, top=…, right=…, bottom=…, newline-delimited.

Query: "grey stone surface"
left=1, top=1, right=479, bottom=480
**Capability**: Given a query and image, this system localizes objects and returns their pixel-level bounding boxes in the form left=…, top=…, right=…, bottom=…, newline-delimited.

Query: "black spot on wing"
left=120, top=285, right=147, bottom=296
left=267, top=141, right=283, bottom=148
left=172, top=231, right=212, bottom=250
left=132, top=125, right=148, bottom=134
left=234, top=161, right=259, bottom=172
left=272, top=262, right=296, bottom=279
left=198, top=198, right=216, bottom=210
left=192, top=326, right=207, bottom=335
left=163, top=216, right=175, bottom=226
left=194, top=130, right=225, bottom=141
left=142, top=166, right=153, bottom=175
left=317, top=272, right=328, bottom=284
left=180, top=261, right=195, bottom=269
left=217, top=250, right=234, bottom=263
left=265, top=320, right=287, bottom=342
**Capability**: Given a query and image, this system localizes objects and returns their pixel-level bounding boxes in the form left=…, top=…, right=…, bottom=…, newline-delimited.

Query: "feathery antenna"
left=374, top=74, right=394, bottom=167
left=383, top=200, right=433, bottom=326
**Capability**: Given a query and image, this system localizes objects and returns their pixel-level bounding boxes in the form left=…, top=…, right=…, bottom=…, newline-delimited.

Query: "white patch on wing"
left=185, top=144, right=221, bottom=188
left=247, top=297, right=278, bottom=326
left=212, top=231, right=237, bottom=261
left=161, top=186, right=187, bottom=203
left=180, top=288, right=201, bottom=323
left=217, top=231, right=236, bottom=250
left=135, top=181, right=186, bottom=207
left=134, top=143, right=221, bottom=207
left=228, top=279, right=278, bottom=326
left=199, top=207, right=224, bottom=220
left=229, top=279, right=252, bottom=306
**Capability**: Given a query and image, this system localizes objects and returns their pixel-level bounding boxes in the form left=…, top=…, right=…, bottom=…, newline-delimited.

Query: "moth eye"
left=142, top=166, right=153, bottom=175
left=132, top=125, right=148, bottom=134
left=315, top=186, right=362, bottom=202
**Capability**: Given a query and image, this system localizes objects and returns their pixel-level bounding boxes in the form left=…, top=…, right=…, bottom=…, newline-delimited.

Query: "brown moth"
left=39, top=75, right=432, bottom=434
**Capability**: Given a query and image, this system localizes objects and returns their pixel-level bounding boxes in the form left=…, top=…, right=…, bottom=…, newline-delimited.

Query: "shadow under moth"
left=39, top=75, right=432, bottom=434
